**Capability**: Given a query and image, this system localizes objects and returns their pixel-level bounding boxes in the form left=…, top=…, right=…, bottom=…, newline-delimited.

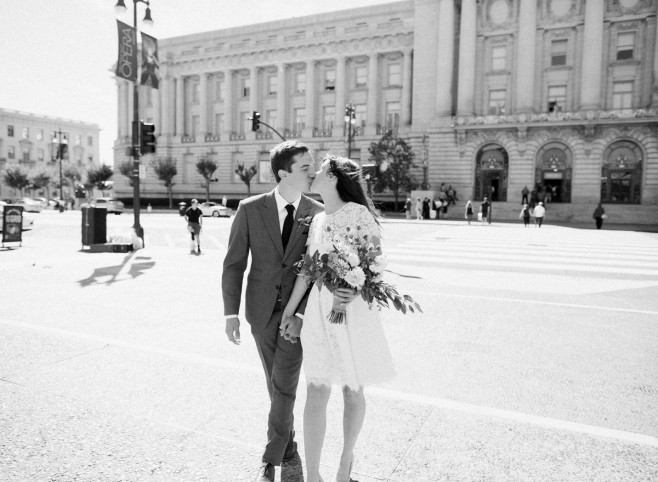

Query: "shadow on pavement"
left=77, top=252, right=155, bottom=287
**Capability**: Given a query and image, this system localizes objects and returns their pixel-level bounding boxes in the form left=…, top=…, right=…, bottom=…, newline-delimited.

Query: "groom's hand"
left=279, top=315, right=302, bottom=343
left=225, top=316, right=241, bottom=345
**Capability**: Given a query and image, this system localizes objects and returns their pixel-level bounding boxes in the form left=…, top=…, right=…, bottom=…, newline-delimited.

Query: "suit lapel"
left=283, top=195, right=313, bottom=259
left=260, top=191, right=285, bottom=257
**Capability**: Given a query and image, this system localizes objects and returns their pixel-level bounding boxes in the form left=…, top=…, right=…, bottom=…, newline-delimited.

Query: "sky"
left=1, top=0, right=397, bottom=165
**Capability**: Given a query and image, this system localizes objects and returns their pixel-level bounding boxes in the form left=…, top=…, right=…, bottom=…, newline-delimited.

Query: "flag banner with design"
left=140, top=32, right=159, bottom=89
left=116, top=20, right=137, bottom=82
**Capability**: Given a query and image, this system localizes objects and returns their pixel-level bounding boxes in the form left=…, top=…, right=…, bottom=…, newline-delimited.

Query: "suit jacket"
left=222, top=190, right=324, bottom=331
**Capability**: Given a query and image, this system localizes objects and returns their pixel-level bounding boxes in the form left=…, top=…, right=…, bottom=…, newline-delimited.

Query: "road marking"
left=2, top=317, right=657, bottom=448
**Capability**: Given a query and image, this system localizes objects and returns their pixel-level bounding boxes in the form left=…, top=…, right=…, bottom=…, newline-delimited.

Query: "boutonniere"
left=297, top=215, right=314, bottom=228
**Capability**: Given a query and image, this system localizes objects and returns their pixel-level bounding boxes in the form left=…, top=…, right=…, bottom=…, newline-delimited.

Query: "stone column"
left=161, top=76, right=170, bottom=136
left=366, top=53, right=379, bottom=135
left=176, top=76, right=185, bottom=136
left=199, top=73, right=208, bottom=138
left=224, top=70, right=233, bottom=138
left=515, top=0, right=537, bottom=113
left=435, top=0, right=455, bottom=116
left=651, top=4, right=658, bottom=106
left=401, top=49, right=413, bottom=126
left=276, top=64, right=287, bottom=133
left=334, top=56, right=346, bottom=128
left=250, top=66, right=259, bottom=114
left=118, top=81, right=128, bottom=139
left=457, top=0, right=477, bottom=115
left=152, top=84, right=160, bottom=136
left=580, top=0, right=604, bottom=110
left=127, top=82, right=134, bottom=139
left=304, top=60, right=316, bottom=137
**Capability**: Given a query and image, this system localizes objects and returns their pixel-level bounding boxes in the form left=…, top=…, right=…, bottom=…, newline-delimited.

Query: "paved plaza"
left=1, top=210, right=657, bottom=481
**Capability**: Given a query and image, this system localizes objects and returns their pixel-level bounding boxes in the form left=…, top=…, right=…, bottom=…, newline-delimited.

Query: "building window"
left=233, top=152, right=244, bottom=183
left=87, top=136, right=93, bottom=146
left=355, top=66, right=367, bottom=87
left=355, top=104, right=367, bottom=128
left=612, top=81, right=633, bottom=109
left=37, top=130, right=43, bottom=141
left=324, top=69, right=335, bottom=91
left=215, top=79, right=224, bottom=102
left=22, top=127, right=29, bottom=139
left=38, top=148, right=44, bottom=161
left=88, top=155, right=93, bottom=163
left=75, top=134, right=82, bottom=145
left=617, top=32, right=635, bottom=61
left=387, top=63, right=401, bottom=86
left=215, top=113, right=224, bottom=135
left=488, top=89, right=506, bottom=114
left=192, top=82, right=200, bottom=103
left=295, top=72, right=306, bottom=93
left=547, top=85, right=567, bottom=112
left=7, top=125, right=14, bottom=137
left=8, top=146, right=15, bottom=159
left=385, top=102, right=400, bottom=128
left=268, top=75, right=278, bottom=95
left=266, top=110, right=277, bottom=128
left=22, top=146, right=30, bottom=161
left=293, top=108, right=306, bottom=130
left=491, top=45, right=506, bottom=71
left=551, top=40, right=567, bottom=66
left=241, top=78, right=251, bottom=98
left=146, top=88, right=153, bottom=106
left=259, top=151, right=274, bottom=183
left=322, top=106, right=335, bottom=130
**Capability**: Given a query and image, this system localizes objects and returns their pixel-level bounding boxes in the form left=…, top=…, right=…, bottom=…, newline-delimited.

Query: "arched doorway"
left=474, top=144, right=508, bottom=201
left=601, top=141, right=642, bottom=204
left=535, top=142, right=573, bottom=203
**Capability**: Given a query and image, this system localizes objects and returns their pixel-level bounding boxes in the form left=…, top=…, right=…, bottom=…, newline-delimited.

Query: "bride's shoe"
left=332, top=457, right=358, bottom=482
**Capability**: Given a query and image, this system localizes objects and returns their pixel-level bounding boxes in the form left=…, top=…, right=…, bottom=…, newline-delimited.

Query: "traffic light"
left=251, top=111, right=260, bottom=132
left=140, top=122, right=156, bottom=154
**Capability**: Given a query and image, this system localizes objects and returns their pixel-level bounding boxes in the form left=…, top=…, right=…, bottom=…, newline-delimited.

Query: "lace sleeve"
left=355, top=204, right=380, bottom=242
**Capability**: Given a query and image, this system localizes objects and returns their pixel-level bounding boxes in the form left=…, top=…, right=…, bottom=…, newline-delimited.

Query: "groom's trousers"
left=252, top=305, right=302, bottom=466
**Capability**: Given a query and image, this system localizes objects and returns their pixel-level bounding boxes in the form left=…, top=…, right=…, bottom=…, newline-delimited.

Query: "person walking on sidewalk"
left=533, top=201, right=546, bottom=227
left=521, top=185, right=529, bottom=205
left=593, top=203, right=606, bottom=229
left=519, top=203, right=530, bottom=227
left=404, top=197, right=412, bottom=219
left=480, top=197, right=490, bottom=225
left=184, top=199, right=203, bottom=255
left=221, top=141, right=354, bottom=482
left=415, top=197, right=422, bottom=220
left=465, top=200, right=474, bottom=225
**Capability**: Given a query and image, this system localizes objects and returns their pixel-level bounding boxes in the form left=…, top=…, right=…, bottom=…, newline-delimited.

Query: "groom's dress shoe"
left=255, top=462, right=275, bottom=482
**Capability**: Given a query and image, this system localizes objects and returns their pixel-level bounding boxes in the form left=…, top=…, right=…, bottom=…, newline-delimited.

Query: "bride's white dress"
left=301, top=202, right=396, bottom=390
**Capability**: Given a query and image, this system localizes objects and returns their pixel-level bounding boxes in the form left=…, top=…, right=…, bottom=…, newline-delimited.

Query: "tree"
left=368, top=131, right=419, bottom=211
left=150, top=156, right=178, bottom=208
left=234, top=162, right=258, bottom=197
left=196, top=157, right=218, bottom=202
left=87, top=165, right=114, bottom=197
left=118, top=160, right=135, bottom=187
left=3, top=166, right=30, bottom=197
left=31, top=169, right=53, bottom=199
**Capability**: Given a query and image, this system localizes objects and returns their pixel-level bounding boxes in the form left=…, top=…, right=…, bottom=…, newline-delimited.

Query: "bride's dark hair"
left=325, top=155, right=380, bottom=225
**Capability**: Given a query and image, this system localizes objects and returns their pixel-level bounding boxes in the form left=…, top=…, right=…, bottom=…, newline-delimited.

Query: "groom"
left=222, top=140, right=323, bottom=481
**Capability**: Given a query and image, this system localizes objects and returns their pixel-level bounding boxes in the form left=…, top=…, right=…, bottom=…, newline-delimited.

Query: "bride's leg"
left=337, top=386, right=365, bottom=481
left=304, top=383, right=332, bottom=482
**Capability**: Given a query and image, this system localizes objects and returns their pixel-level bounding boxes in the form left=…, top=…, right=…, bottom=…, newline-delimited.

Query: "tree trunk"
left=393, top=190, right=399, bottom=212
left=167, top=185, right=173, bottom=209
left=247, top=182, right=251, bottom=197
left=205, top=181, right=210, bottom=202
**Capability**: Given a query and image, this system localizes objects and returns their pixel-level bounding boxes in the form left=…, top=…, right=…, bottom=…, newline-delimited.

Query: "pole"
left=131, top=0, right=144, bottom=243
left=57, top=129, right=63, bottom=207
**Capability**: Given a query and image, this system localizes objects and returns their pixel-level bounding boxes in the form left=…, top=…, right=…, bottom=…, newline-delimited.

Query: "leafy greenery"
left=31, top=169, right=53, bottom=198
left=196, top=157, right=218, bottom=202
left=150, top=157, right=178, bottom=208
left=368, top=131, right=419, bottom=211
left=118, top=160, right=134, bottom=188
left=86, top=165, right=114, bottom=197
left=3, top=166, right=30, bottom=196
left=234, top=162, right=258, bottom=197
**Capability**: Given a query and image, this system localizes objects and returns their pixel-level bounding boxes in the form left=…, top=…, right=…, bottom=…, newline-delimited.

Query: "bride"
left=280, top=155, right=395, bottom=482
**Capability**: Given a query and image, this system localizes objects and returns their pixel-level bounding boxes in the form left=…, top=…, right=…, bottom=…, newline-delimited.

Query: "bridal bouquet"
left=295, top=233, right=422, bottom=323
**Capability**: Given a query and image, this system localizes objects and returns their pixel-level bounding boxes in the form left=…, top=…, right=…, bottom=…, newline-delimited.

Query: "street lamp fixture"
left=344, top=103, right=356, bottom=159
left=114, top=0, right=154, bottom=245
left=51, top=130, right=67, bottom=210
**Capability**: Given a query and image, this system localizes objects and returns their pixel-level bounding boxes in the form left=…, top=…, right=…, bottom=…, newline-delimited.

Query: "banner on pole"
left=116, top=20, right=137, bottom=83
left=140, top=32, right=160, bottom=89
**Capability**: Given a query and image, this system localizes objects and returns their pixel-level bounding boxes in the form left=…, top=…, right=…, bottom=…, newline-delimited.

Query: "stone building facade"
left=0, top=108, right=100, bottom=200
left=114, top=0, right=658, bottom=221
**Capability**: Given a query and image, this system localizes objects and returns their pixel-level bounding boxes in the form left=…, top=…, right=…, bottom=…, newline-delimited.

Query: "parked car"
left=90, top=197, right=125, bottom=214
left=199, top=201, right=231, bottom=217
left=0, top=201, right=34, bottom=231
left=14, top=198, right=43, bottom=213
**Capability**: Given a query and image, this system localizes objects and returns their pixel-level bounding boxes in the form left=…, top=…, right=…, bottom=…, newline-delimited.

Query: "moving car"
left=199, top=201, right=231, bottom=217
left=90, top=197, right=125, bottom=214
left=14, top=198, right=43, bottom=213
left=0, top=201, right=34, bottom=231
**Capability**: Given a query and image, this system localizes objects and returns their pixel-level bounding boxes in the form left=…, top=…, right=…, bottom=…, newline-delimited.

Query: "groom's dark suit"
left=222, top=189, right=323, bottom=465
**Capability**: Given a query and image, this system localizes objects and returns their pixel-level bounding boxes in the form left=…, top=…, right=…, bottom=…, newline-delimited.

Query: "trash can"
left=179, top=202, right=187, bottom=216
left=81, top=207, right=107, bottom=246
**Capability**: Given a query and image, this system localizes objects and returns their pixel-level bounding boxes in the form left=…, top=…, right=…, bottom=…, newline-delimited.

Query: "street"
left=1, top=210, right=657, bottom=481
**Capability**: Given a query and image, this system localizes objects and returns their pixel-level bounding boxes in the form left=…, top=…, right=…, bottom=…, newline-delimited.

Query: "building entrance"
left=474, top=144, right=508, bottom=201
left=535, top=142, right=572, bottom=203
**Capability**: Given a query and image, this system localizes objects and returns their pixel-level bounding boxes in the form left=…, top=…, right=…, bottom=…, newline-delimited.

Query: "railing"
left=256, top=131, right=273, bottom=140
left=181, top=136, right=196, bottom=143
left=313, top=128, right=333, bottom=138
left=353, top=126, right=364, bottom=137
left=229, top=132, right=245, bottom=141
left=284, top=129, right=302, bottom=139
left=376, top=125, right=398, bottom=136
left=454, top=108, right=658, bottom=127
left=204, top=134, right=220, bottom=142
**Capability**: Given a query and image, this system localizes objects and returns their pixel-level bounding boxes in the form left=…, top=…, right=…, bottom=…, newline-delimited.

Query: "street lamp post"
left=115, top=0, right=153, bottom=244
left=344, top=103, right=356, bottom=159
left=421, top=134, right=429, bottom=190
left=52, top=129, right=67, bottom=210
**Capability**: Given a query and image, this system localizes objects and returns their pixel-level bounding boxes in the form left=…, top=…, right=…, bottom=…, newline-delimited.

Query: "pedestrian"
left=593, top=203, right=606, bottom=229
left=422, top=197, right=431, bottom=220
left=480, top=197, right=490, bottom=225
left=533, top=201, right=546, bottom=227
left=521, top=185, right=529, bottom=205
left=222, top=141, right=355, bottom=482
left=447, top=185, right=456, bottom=206
left=465, top=200, right=474, bottom=225
left=415, top=197, right=422, bottom=220
left=404, top=197, right=412, bottom=219
left=184, top=199, right=203, bottom=254
left=519, top=203, right=530, bottom=227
